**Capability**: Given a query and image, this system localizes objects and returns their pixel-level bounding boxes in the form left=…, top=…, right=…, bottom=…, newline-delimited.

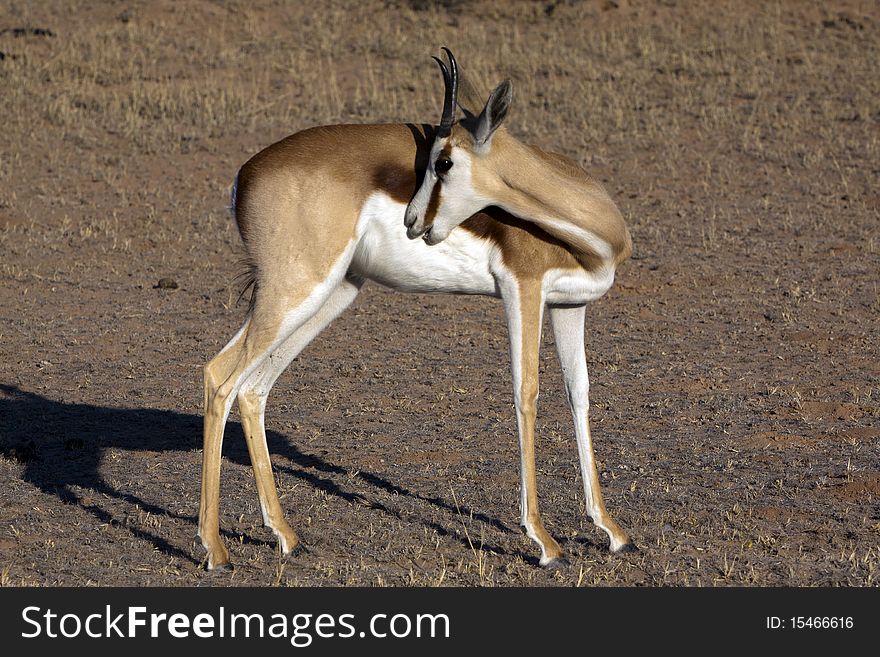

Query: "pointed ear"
left=472, top=80, right=512, bottom=145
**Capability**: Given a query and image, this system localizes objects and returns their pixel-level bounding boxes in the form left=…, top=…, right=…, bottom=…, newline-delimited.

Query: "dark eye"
left=435, top=157, right=453, bottom=174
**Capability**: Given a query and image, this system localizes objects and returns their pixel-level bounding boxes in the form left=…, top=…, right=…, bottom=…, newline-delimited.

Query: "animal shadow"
left=0, top=384, right=516, bottom=566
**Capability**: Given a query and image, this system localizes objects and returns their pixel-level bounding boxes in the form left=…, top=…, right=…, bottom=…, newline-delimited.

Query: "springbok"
left=199, top=49, right=635, bottom=571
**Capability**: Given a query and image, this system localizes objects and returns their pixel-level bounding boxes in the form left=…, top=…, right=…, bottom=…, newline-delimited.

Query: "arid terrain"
left=0, top=0, right=877, bottom=586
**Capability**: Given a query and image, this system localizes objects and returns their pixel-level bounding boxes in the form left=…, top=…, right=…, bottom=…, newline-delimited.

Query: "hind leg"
left=199, top=320, right=252, bottom=570
left=199, top=265, right=353, bottom=570
left=236, top=276, right=363, bottom=556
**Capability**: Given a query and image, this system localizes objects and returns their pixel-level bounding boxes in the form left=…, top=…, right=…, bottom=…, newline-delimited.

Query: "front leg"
left=549, top=304, right=635, bottom=553
left=500, top=277, right=566, bottom=567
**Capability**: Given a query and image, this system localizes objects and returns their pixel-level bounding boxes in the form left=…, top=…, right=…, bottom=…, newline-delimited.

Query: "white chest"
left=350, top=192, right=615, bottom=305
left=351, top=192, right=497, bottom=295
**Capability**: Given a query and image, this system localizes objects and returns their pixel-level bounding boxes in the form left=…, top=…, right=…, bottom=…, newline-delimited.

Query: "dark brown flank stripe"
left=461, top=209, right=601, bottom=276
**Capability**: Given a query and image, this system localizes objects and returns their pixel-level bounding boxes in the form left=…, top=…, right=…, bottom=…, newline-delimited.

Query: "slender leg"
left=199, top=264, right=352, bottom=570
left=199, top=320, right=251, bottom=570
left=236, top=276, right=363, bottom=555
left=549, top=304, right=635, bottom=553
left=500, top=278, right=565, bottom=567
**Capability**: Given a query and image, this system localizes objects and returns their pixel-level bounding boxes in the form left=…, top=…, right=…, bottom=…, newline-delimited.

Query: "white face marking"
left=405, top=144, right=491, bottom=245
left=424, top=148, right=493, bottom=244
left=404, top=139, right=446, bottom=239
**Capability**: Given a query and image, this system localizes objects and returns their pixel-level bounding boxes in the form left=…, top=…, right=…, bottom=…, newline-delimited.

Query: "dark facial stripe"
left=423, top=180, right=442, bottom=227
left=422, top=142, right=452, bottom=227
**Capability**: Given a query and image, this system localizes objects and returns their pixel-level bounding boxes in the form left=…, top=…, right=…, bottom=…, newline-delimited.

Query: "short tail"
left=234, top=259, right=258, bottom=313
left=230, top=173, right=258, bottom=312
left=229, top=174, right=239, bottom=219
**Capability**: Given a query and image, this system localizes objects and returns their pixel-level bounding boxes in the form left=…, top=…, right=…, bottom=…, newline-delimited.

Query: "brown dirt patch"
left=832, top=474, right=880, bottom=501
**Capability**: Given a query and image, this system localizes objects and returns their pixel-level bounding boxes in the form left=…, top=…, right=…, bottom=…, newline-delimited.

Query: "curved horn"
left=433, top=47, right=458, bottom=136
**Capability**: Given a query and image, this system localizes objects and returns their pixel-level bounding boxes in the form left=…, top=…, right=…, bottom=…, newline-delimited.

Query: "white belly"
left=351, top=192, right=498, bottom=295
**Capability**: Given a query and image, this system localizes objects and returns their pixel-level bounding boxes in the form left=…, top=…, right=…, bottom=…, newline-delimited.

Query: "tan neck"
left=482, top=131, right=632, bottom=267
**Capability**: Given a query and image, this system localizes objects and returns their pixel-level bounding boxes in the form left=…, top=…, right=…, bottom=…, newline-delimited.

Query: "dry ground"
left=0, top=0, right=878, bottom=586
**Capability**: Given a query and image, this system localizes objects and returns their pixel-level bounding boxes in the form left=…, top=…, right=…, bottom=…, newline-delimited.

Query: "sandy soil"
left=0, top=0, right=877, bottom=586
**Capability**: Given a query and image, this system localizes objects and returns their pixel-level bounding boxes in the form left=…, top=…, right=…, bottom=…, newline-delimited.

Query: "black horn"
left=432, top=47, right=458, bottom=137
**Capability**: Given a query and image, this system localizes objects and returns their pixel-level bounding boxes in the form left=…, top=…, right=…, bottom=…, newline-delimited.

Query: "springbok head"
left=404, top=48, right=513, bottom=245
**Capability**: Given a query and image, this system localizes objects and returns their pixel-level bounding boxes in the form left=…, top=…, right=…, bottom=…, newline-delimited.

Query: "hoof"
left=614, top=542, right=638, bottom=554
left=195, top=536, right=233, bottom=571
left=208, top=561, right=234, bottom=573
left=287, top=542, right=307, bottom=558
left=541, top=556, right=571, bottom=570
